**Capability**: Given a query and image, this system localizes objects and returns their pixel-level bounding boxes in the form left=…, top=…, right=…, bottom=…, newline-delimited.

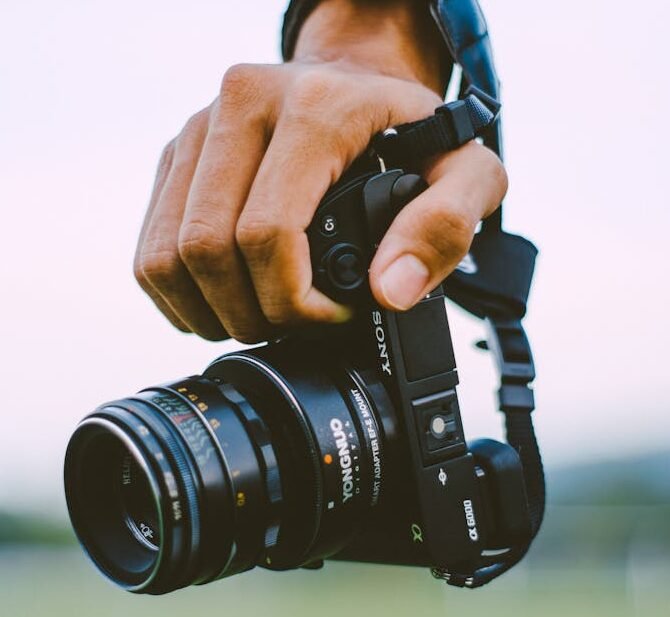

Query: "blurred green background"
left=3, top=453, right=668, bottom=617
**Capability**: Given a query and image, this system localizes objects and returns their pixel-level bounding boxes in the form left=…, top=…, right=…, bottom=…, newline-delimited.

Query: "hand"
left=133, top=0, right=507, bottom=343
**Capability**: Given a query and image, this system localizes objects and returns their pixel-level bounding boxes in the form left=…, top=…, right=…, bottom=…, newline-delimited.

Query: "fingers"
left=133, top=139, right=190, bottom=331
left=369, top=142, right=508, bottom=310
left=235, top=70, right=441, bottom=328
left=135, top=61, right=508, bottom=343
left=235, top=119, right=350, bottom=328
left=135, top=109, right=229, bottom=340
left=178, top=65, right=277, bottom=343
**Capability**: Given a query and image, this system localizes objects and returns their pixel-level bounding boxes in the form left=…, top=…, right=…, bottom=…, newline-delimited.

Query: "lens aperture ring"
left=136, top=387, right=235, bottom=584
left=165, top=378, right=271, bottom=579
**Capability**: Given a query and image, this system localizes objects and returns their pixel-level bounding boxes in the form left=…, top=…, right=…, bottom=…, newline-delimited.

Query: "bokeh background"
left=1, top=1, right=668, bottom=616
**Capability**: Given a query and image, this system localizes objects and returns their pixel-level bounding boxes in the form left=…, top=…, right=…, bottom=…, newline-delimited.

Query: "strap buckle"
left=484, top=317, right=536, bottom=413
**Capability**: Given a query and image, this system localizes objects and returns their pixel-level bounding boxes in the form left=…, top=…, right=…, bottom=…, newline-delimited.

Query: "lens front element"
left=120, top=451, right=161, bottom=552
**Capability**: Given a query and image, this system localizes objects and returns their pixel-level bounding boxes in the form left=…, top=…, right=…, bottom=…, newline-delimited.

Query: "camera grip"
left=307, top=170, right=425, bottom=306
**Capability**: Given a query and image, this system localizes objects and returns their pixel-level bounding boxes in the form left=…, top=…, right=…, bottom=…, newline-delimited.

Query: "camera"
left=65, top=0, right=546, bottom=590
left=64, top=155, right=541, bottom=594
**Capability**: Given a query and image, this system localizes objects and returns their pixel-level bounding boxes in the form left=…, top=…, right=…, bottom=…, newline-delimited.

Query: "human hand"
left=134, top=0, right=507, bottom=343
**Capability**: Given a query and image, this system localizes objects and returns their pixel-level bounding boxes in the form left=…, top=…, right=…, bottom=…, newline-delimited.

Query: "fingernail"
left=379, top=254, right=430, bottom=310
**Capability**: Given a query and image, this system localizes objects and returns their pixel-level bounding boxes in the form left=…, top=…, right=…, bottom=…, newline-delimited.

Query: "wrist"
left=292, top=0, right=449, bottom=95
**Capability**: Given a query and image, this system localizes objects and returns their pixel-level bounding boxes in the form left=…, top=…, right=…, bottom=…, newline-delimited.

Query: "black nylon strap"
left=445, top=229, right=538, bottom=320
left=371, top=86, right=500, bottom=171
left=505, top=412, right=545, bottom=537
left=428, top=0, right=503, bottom=231
left=432, top=318, right=544, bottom=588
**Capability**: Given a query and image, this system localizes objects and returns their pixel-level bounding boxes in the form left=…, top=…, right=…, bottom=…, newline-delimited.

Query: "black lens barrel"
left=64, top=343, right=389, bottom=594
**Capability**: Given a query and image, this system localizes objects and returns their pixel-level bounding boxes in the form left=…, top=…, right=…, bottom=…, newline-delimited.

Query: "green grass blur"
left=1, top=537, right=668, bottom=617
left=1, top=453, right=668, bottom=617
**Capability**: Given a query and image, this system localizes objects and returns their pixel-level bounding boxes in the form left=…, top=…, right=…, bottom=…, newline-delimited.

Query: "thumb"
left=369, top=142, right=507, bottom=311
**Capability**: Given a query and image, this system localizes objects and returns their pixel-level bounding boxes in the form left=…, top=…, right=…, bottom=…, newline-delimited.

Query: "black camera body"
left=64, top=168, right=536, bottom=594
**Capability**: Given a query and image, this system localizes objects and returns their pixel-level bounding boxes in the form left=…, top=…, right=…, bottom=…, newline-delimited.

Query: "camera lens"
left=120, top=450, right=161, bottom=551
left=64, top=342, right=391, bottom=594
left=64, top=418, right=164, bottom=589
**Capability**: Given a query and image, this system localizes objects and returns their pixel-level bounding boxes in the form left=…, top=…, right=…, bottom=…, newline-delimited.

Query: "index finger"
left=235, top=118, right=351, bottom=327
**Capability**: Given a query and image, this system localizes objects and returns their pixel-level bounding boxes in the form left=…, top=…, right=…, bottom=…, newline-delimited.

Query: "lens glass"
left=119, top=451, right=160, bottom=551
left=65, top=421, right=162, bottom=588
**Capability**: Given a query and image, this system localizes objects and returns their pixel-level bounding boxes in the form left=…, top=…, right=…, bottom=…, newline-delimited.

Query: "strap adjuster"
left=498, top=383, right=535, bottom=413
left=484, top=318, right=535, bottom=384
left=370, top=86, right=501, bottom=171
left=484, top=318, right=536, bottom=413
left=434, top=85, right=501, bottom=141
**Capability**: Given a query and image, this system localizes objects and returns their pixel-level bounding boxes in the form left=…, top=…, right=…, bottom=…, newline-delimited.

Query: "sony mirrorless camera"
left=64, top=158, right=539, bottom=594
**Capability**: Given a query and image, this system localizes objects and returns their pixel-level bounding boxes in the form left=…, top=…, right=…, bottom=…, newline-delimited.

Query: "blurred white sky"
left=1, top=0, right=669, bottom=514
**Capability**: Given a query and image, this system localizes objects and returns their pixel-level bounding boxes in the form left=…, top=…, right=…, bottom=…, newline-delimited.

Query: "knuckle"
left=441, top=211, right=474, bottom=258
left=219, top=63, right=262, bottom=105
left=420, top=204, right=474, bottom=260
left=178, top=219, right=233, bottom=270
left=284, top=71, right=371, bottom=157
left=171, top=110, right=209, bottom=160
left=288, top=69, right=337, bottom=115
left=179, top=108, right=209, bottom=143
left=138, top=248, right=183, bottom=288
left=491, top=157, right=509, bottom=195
left=159, top=138, right=176, bottom=168
left=221, top=63, right=257, bottom=91
left=235, top=216, right=282, bottom=254
left=214, top=64, right=270, bottom=130
left=473, top=142, right=508, bottom=192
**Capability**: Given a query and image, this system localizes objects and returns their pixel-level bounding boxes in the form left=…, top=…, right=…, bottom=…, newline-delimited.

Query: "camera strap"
left=429, top=0, right=545, bottom=587
left=368, top=122, right=544, bottom=587
left=432, top=290, right=544, bottom=588
left=370, top=86, right=500, bottom=172
left=358, top=85, right=544, bottom=593
left=373, top=1, right=545, bottom=587
left=429, top=0, right=504, bottom=231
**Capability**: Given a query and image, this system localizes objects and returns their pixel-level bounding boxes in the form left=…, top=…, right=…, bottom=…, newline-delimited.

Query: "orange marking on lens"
left=324, top=454, right=333, bottom=464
